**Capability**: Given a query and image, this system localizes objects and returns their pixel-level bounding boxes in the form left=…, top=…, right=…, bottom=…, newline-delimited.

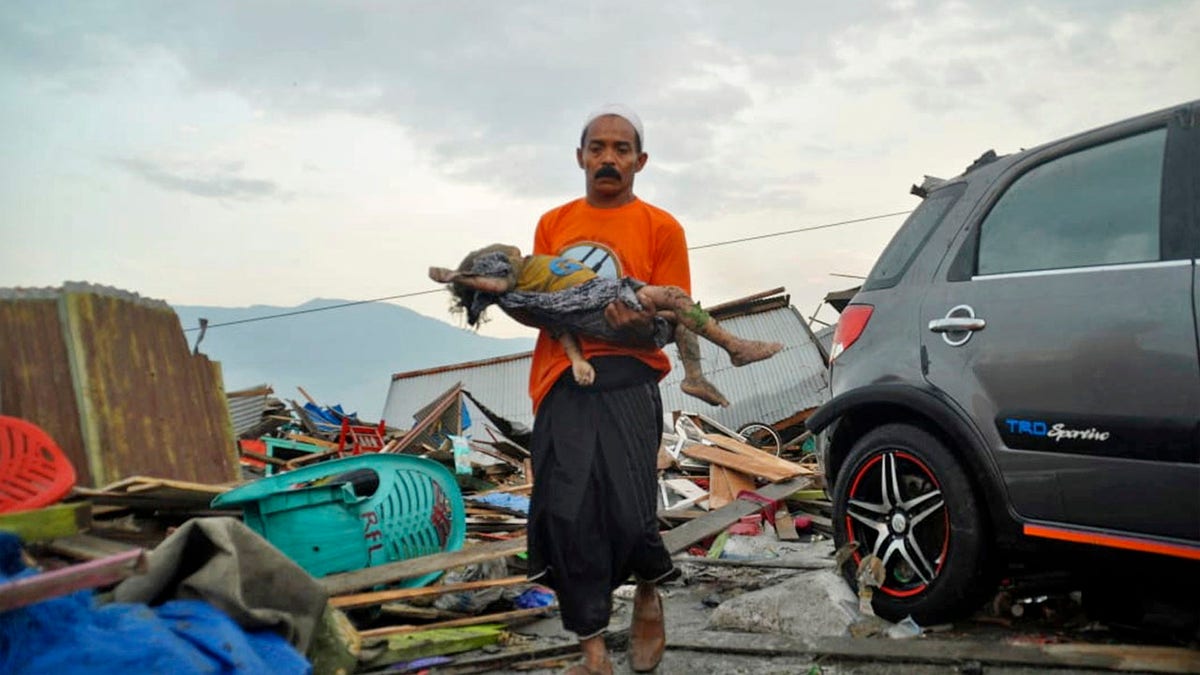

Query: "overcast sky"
left=2, top=1, right=1196, bottom=340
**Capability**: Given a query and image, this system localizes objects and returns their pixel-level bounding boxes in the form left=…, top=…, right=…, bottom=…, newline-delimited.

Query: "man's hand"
left=605, top=298, right=657, bottom=346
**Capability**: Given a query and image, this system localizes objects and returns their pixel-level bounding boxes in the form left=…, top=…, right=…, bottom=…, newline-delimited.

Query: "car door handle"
left=928, top=317, right=986, bottom=333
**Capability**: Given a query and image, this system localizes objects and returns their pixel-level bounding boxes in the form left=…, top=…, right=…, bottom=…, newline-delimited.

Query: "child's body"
left=430, top=244, right=783, bottom=407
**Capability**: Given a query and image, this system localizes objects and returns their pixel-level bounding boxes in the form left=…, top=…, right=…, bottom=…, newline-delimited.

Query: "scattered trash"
left=885, top=615, right=923, bottom=639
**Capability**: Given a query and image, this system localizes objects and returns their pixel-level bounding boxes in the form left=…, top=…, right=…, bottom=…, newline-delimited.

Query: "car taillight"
left=830, top=304, right=873, bottom=362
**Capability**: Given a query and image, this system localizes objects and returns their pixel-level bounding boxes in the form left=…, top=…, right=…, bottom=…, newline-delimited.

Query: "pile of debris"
left=0, top=382, right=831, bottom=673
left=6, top=384, right=1198, bottom=675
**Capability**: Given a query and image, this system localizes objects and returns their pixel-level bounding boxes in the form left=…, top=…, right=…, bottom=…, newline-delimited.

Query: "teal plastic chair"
left=212, top=454, right=465, bottom=587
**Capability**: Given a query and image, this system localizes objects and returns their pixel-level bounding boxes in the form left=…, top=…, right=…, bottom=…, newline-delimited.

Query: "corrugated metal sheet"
left=658, top=305, right=829, bottom=431
left=0, top=283, right=238, bottom=487
left=814, top=324, right=834, bottom=360
left=227, top=385, right=271, bottom=437
left=0, top=290, right=90, bottom=484
left=382, top=298, right=830, bottom=435
left=384, top=353, right=535, bottom=431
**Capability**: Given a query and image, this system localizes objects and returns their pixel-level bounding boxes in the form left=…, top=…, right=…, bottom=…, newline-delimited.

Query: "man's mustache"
left=594, top=166, right=621, bottom=180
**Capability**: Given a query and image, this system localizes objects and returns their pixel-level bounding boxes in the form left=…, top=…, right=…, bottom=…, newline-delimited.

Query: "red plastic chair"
left=336, top=418, right=387, bottom=457
left=0, top=415, right=77, bottom=513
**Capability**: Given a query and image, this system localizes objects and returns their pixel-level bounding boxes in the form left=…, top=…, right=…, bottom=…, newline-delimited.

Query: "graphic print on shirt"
left=559, top=242, right=622, bottom=280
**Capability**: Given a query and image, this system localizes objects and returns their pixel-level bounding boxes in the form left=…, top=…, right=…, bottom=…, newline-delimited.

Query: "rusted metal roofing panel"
left=382, top=292, right=831, bottom=436
left=0, top=284, right=238, bottom=487
left=0, top=289, right=91, bottom=484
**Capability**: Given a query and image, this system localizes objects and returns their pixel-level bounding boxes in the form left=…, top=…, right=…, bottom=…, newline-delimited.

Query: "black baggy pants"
left=526, top=356, right=676, bottom=637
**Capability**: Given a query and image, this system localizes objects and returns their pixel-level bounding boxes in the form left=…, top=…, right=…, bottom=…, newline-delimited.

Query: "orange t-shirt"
left=528, top=197, right=691, bottom=412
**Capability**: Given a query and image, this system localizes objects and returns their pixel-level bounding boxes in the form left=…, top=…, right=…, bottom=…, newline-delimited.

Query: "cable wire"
left=687, top=210, right=910, bottom=251
left=183, top=289, right=443, bottom=331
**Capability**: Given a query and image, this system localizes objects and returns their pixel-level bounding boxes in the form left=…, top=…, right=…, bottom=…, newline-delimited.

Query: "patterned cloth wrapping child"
left=464, top=250, right=674, bottom=348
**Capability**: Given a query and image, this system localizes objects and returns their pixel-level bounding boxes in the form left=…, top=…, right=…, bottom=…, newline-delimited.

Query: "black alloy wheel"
left=831, top=423, right=988, bottom=623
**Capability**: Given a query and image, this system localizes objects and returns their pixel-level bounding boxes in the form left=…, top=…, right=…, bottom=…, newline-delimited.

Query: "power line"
left=687, top=210, right=911, bottom=251
left=183, top=208, right=911, bottom=332
left=183, top=289, right=443, bottom=331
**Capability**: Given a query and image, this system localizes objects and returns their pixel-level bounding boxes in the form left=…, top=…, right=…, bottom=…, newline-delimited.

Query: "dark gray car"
left=807, top=100, right=1200, bottom=623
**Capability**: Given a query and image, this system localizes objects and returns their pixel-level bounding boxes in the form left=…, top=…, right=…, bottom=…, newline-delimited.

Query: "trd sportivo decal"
left=1002, top=419, right=1110, bottom=442
left=996, top=413, right=1198, bottom=464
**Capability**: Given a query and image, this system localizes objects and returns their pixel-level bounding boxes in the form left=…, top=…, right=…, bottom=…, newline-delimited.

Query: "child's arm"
left=557, top=332, right=595, bottom=386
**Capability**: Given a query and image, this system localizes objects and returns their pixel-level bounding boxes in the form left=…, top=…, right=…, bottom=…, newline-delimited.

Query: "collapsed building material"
left=0, top=284, right=238, bottom=486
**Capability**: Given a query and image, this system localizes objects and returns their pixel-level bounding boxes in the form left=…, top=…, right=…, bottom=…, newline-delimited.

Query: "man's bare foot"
left=571, top=359, right=596, bottom=386
left=429, top=266, right=457, bottom=283
left=569, top=635, right=612, bottom=674
left=681, top=377, right=729, bottom=407
left=728, top=339, right=784, bottom=367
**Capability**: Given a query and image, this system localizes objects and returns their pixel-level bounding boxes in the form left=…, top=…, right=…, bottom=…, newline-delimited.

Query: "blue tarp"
left=301, top=402, right=355, bottom=429
left=466, top=492, right=530, bottom=515
left=0, top=533, right=309, bottom=675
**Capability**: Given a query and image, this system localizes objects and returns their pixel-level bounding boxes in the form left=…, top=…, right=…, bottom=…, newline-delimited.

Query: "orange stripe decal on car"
left=1023, top=524, right=1200, bottom=561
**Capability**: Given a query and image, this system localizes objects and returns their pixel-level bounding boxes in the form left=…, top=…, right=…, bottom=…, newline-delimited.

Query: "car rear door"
left=919, top=104, right=1200, bottom=548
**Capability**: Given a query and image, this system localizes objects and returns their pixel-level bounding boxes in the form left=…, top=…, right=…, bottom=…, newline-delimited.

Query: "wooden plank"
left=708, top=464, right=754, bottom=510
left=0, top=502, right=90, bottom=542
left=359, top=605, right=557, bottom=640
left=0, top=549, right=147, bottom=612
left=789, top=490, right=828, bottom=501
left=285, top=432, right=339, bottom=449
left=774, top=505, right=800, bottom=541
left=45, top=533, right=141, bottom=561
left=662, top=477, right=813, bottom=554
left=667, top=631, right=1200, bottom=674
left=321, top=536, right=527, bottom=596
left=702, top=433, right=815, bottom=476
left=683, top=443, right=800, bottom=482
left=360, top=625, right=506, bottom=670
left=120, top=476, right=232, bottom=494
left=657, top=509, right=709, bottom=521
left=333, top=569, right=530, bottom=607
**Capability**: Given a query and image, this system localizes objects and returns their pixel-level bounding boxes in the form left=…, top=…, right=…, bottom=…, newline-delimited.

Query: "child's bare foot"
left=728, top=340, right=784, bottom=367
left=681, top=377, right=729, bottom=407
left=429, top=266, right=457, bottom=283
left=571, top=359, right=595, bottom=386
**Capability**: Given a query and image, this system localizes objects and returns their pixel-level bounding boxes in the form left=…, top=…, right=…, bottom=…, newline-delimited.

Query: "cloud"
left=115, top=157, right=282, bottom=201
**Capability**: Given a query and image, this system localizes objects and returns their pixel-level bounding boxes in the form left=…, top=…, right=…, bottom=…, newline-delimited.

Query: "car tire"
left=831, top=422, right=987, bottom=624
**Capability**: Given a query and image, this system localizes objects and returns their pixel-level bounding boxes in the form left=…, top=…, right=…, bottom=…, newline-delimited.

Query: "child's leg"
left=675, top=324, right=729, bottom=407
left=428, top=267, right=512, bottom=294
left=557, top=332, right=595, bottom=386
left=636, top=286, right=783, bottom=366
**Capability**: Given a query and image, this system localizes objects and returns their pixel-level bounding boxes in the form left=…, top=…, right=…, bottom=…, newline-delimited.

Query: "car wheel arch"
left=809, top=384, right=1019, bottom=540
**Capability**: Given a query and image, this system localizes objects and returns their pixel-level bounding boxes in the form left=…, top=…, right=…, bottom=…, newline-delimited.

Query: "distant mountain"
left=172, top=299, right=534, bottom=419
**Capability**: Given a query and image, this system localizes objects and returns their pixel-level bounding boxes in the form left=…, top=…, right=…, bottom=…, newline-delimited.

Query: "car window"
left=977, top=128, right=1165, bottom=276
left=862, top=184, right=965, bottom=291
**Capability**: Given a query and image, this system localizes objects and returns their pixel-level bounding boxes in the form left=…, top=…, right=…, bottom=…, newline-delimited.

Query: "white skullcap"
left=582, top=104, right=644, bottom=146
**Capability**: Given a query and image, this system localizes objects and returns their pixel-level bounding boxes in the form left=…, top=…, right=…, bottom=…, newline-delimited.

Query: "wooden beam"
left=682, top=444, right=802, bottom=483
left=0, top=502, right=90, bottom=542
left=321, top=536, right=527, bottom=596
left=331, top=575, right=528, bottom=611
left=662, top=477, right=813, bottom=554
left=701, top=433, right=815, bottom=476
left=359, top=605, right=557, bottom=640
left=0, top=549, right=147, bottom=612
